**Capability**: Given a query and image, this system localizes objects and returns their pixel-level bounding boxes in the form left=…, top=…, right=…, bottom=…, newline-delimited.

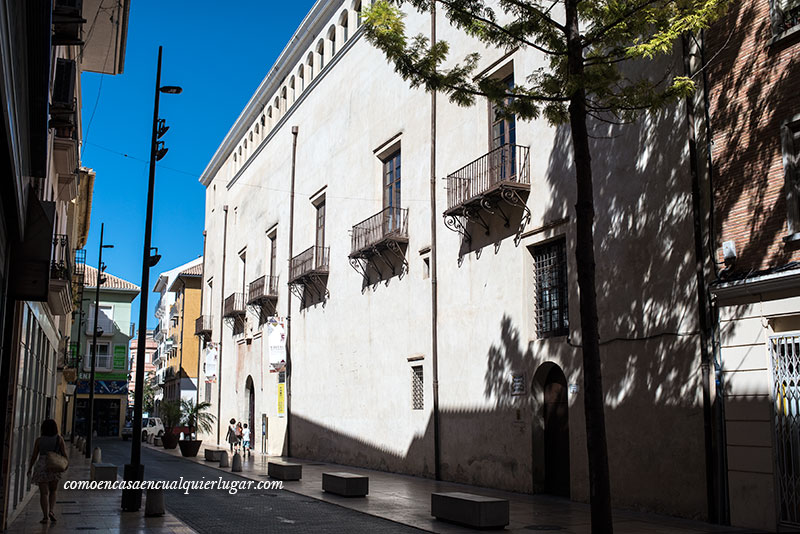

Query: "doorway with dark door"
left=543, top=365, right=570, bottom=497
left=245, top=376, right=255, bottom=453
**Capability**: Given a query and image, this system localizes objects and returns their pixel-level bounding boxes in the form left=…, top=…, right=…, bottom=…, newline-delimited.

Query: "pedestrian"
left=27, top=419, right=68, bottom=524
left=235, top=422, right=243, bottom=454
left=225, top=418, right=237, bottom=452
left=242, top=423, right=251, bottom=458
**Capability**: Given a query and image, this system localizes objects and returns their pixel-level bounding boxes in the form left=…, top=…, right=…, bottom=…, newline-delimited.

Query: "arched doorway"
left=245, top=376, right=255, bottom=453
left=543, top=365, right=570, bottom=497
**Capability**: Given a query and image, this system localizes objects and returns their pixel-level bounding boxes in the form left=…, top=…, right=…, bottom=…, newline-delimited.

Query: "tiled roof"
left=179, top=263, right=203, bottom=277
left=83, top=265, right=140, bottom=292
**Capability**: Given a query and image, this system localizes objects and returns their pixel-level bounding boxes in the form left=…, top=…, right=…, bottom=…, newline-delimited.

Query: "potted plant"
left=177, top=399, right=215, bottom=457
left=159, top=400, right=181, bottom=449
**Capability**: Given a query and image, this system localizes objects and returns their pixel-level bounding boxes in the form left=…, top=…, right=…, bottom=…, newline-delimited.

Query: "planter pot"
left=161, top=432, right=179, bottom=449
left=178, top=440, right=202, bottom=457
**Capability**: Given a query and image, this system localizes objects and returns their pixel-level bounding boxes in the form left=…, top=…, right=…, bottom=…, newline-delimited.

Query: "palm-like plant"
left=159, top=399, right=182, bottom=432
left=180, top=399, right=215, bottom=440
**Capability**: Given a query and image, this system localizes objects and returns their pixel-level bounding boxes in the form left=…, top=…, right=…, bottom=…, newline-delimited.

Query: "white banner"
left=204, top=343, right=218, bottom=381
left=267, top=318, right=286, bottom=370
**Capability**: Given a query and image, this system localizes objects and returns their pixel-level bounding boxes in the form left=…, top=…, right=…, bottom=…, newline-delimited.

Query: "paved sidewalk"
left=6, top=441, right=196, bottom=534
left=145, top=442, right=756, bottom=534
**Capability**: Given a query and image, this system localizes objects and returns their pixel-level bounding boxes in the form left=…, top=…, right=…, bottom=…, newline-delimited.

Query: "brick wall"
left=707, top=0, right=800, bottom=273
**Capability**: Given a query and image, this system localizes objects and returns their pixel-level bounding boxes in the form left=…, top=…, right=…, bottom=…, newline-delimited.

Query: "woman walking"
left=225, top=418, right=238, bottom=452
left=27, top=419, right=67, bottom=524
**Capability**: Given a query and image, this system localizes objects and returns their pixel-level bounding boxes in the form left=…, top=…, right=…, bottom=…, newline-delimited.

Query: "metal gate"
left=770, top=333, right=800, bottom=525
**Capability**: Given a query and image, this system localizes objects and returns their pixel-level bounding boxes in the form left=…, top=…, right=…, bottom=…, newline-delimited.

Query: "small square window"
left=532, top=238, right=569, bottom=338
left=771, top=0, right=800, bottom=35
left=412, top=366, right=424, bottom=410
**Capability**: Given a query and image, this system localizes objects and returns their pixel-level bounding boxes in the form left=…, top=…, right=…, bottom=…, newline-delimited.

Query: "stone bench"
left=322, top=472, right=368, bottom=497
left=90, top=462, right=118, bottom=482
left=204, top=448, right=226, bottom=462
left=153, top=436, right=162, bottom=447
left=431, top=492, right=509, bottom=529
left=267, top=461, right=302, bottom=481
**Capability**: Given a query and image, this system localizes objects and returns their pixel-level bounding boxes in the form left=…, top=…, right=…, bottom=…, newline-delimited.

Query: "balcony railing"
left=195, top=315, right=213, bottom=337
left=289, top=246, right=330, bottom=283
left=248, top=275, right=279, bottom=304
left=223, top=292, right=247, bottom=318
left=51, top=234, right=72, bottom=281
left=350, top=207, right=409, bottom=257
left=445, top=144, right=530, bottom=212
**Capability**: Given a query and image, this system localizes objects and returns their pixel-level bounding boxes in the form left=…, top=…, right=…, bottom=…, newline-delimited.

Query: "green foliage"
left=159, top=399, right=182, bottom=430
left=180, top=399, right=216, bottom=439
left=362, top=0, right=729, bottom=123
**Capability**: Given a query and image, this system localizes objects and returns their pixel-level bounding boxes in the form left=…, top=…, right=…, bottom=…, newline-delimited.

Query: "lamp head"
left=160, top=85, right=182, bottom=94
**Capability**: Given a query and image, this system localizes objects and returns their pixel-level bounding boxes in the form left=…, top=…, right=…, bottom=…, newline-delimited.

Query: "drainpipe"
left=217, top=206, right=229, bottom=445
left=286, top=125, right=298, bottom=457
left=430, top=4, right=442, bottom=481
left=698, top=29, right=730, bottom=524
left=197, top=231, right=207, bottom=408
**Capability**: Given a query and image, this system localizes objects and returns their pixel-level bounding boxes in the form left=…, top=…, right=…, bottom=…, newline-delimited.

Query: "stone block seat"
left=431, top=492, right=509, bottom=529
left=90, top=462, right=118, bottom=482
left=267, top=461, right=302, bottom=481
left=153, top=436, right=162, bottom=447
left=321, top=472, right=368, bottom=497
left=204, top=448, right=226, bottom=462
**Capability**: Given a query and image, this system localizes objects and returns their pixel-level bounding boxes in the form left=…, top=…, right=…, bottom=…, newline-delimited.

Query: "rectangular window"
left=315, top=199, right=326, bottom=250
left=412, top=366, right=424, bottom=410
left=269, top=231, right=278, bottom=278
left=783, top=115, right=800, bottom=237
left=383, top=150, right=402, bottom=232
left=533, top=239, right=569, bottom=338
left=84, top=343, right=111, bottom=371
left=490, top=75, right=516, bottom=150
left=772, top=0, right=800, bottom=35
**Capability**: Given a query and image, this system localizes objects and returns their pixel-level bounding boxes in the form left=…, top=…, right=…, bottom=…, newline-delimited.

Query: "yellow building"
left=161, top=262, right=203, bottom=403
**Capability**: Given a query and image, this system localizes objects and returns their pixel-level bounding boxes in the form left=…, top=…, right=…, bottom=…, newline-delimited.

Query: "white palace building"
left=197, top=0, right=720, bottom=525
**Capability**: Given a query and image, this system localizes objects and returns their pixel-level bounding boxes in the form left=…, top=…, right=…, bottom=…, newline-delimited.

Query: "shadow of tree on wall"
left=707, top=0, right=800, bottom=273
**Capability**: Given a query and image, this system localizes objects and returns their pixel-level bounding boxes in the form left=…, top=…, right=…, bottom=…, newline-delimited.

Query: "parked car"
left=141, top=417, right=164, bottom=441
left=121, top=419, right=132, bottom=440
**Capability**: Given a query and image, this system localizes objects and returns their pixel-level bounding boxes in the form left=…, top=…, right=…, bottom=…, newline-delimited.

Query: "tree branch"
left=582, top=0, right=678, bottom=47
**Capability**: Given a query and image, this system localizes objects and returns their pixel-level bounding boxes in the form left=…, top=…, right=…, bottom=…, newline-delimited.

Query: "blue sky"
left=80, top=1, right=317, bottom=329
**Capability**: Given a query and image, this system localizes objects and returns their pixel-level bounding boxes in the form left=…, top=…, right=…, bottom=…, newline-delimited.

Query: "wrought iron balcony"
left=289, top=246, right=330, bottom=283
left=223, top=292, right=247, bottom=318
left=444, top=144, right=531, bottom=243
left=248, top=275, right=279, bottom=304
left=195, top=315, right=213, bottom=338
left=350, top=207, right=409, bottom=258
left=49, top=234, right=73, bottom=316
left=445, top=144, right=530, bottom=213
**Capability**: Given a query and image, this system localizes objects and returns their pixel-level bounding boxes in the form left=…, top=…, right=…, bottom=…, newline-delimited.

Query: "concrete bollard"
left=91, top=447, right=102, bottom=463
left=231, top=452, right=242, bottom=472
left=218, top=451, right=229, bottom=468
left=144, top=487, right=165, bottom=517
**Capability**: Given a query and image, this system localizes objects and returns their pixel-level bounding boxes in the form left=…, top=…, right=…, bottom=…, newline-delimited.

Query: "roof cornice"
left=199, top=0, right=344, bottom=186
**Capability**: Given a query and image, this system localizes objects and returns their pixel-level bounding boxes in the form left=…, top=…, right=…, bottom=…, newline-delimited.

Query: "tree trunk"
left=565, top=0, right=613, bottom=531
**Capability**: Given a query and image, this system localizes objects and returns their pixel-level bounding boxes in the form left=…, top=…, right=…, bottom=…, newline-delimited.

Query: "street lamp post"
left=85, top=223, right=113, bottom=458
left=122, top=45, right=181, bottom=512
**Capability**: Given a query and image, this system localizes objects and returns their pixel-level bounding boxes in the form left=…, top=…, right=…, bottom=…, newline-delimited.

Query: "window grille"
left=533, top=239, right=569, bottom=338
left=412, top=366, right=424, bottom=410
left=770, top=333, right=800, bottom=525
left=205, top=382, right=212, bottom=403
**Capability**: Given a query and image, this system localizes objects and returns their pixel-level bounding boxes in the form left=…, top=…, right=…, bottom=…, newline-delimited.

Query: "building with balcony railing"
left=194, top=0, right=746, bottom=526
left=152, top=258, right=203, bottom=404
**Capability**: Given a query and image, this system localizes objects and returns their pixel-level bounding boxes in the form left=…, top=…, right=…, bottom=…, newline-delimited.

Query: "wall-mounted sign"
left=277, top=383, right=285, bottom=417
left=511, top=374, right=526, bottom=396
left=267, top=318, right=286, bottom=370
left=113, top=345, right=126, bottom=369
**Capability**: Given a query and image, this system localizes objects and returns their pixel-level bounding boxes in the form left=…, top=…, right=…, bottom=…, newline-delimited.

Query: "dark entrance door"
left=543, top=366, right=570, bottom=497
left=245, top=376, right=255, bottom=453
left=75, top=398, right=121, bottom=437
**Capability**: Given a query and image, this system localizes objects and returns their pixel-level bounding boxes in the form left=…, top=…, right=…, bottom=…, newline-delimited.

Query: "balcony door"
left=383, top=150, right=401, bottom=234
left=315, top=199, right=326, bottom=269
left=490, top=75, right=516, bottom=184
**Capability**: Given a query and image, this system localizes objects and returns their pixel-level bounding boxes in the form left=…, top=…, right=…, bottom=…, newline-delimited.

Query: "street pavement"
left=6, top=437, right=763, bottom=534
left=98, top=438, right=425, bottom=533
